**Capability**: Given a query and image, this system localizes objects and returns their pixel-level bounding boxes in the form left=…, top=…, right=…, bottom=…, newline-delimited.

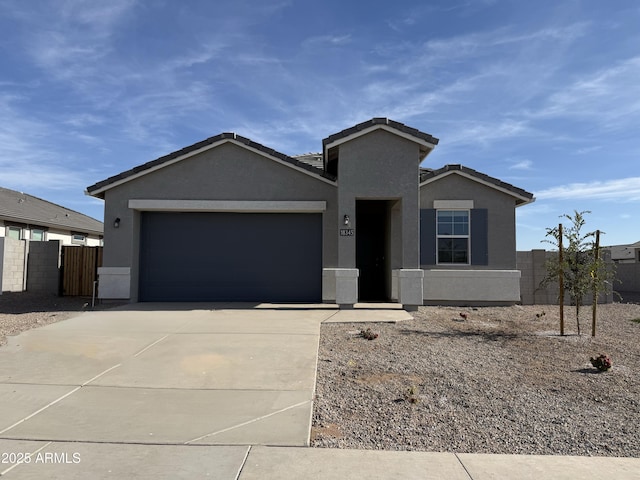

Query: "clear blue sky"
left=1, top=0, right=638, bottom=250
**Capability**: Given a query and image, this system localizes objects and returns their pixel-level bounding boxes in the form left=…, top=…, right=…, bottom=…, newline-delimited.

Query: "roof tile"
left=420, top=164, right=534, bottom=201
left=0, top=186, right=103, bottom=234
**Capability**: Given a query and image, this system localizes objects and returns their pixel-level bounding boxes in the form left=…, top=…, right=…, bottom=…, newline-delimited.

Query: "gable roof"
left=323, top=117, right=439, bottom=160
left=87, top=119, right=441, bottom=198
left=87, top=133, right=336, bottom=198
left=0, top=186, right=103, bottom=235
left=420, top=164, right=535, bottom=206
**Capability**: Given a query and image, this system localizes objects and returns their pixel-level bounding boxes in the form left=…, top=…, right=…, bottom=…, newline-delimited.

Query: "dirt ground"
left=312, top=303, right=640, bottom=456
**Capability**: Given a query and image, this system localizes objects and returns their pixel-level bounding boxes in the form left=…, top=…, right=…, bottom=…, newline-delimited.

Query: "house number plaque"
left=340, top=229, right=355, bottom=236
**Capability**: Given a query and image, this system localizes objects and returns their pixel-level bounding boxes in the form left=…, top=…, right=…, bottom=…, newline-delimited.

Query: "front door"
left=356, top=200, right=390, bottom=301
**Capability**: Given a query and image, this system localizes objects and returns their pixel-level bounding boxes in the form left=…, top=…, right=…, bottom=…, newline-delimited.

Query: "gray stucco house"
left=87, top=118, right=534, bottom=308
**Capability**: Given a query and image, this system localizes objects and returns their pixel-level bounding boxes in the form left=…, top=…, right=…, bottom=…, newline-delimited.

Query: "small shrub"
left=404, top=385, right=420, bottom=404
left=631, top=318, right=640, bottom=324
left=359, top=328, right=379, bottom=340
left=590, top=354, right=612, bottom=372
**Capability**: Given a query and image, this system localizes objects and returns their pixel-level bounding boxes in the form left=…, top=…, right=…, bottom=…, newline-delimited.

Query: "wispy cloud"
left=420, top=23, right=588, bottom=62
left=537, top=177, right=640, bottom=202
left=444, top=119, right=534, bottom=147
left=383, top=22, right=590, bottom=77
left=4, top=0, right=136, bottom=80
left=302, top=34, right=351, bottom=48
left=160, top=41, right=228, bottom=71
left=530, top=56, right=640, bottom=127
left=573, top=146, right=602, bottom=155
left=509, top=159, right=533, bottom=170
left=0, top=94, right=95, bottom=191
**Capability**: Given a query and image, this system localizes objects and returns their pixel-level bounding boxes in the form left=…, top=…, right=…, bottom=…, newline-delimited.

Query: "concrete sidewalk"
left=1, top=442, right=638, bottom=479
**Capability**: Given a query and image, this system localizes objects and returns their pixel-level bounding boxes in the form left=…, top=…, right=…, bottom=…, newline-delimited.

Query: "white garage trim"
left=128, top=200, right=327, bottom=213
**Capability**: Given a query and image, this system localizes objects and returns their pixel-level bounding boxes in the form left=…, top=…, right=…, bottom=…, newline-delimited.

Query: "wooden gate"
left=62, top=246, right=103, bottom=296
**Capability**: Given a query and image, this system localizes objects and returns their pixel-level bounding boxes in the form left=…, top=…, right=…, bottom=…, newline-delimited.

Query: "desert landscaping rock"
left=312, top=303, right=640, bottom=457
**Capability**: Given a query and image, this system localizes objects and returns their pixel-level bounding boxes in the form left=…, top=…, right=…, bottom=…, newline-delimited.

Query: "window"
left=420, top=208, right=487, bottom=266
left=71, top=233, right=86, bottom=245
left=6, top=225, right=22, bottom=240
left=31, top=228, right=45, bottom=241
left=437, top=210, right=469, bottom=264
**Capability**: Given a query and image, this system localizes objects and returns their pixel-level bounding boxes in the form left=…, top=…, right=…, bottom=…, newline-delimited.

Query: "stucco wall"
left=336, top=129, right=422, bottom=269
left=424, top=269, right=521, bottom=304
left=101, top=141, right=337, bottom=299
left=616, top=263, right=640, bottom=291
left=46, top=230, right=102, bottom=247
left=420, top=173, right=519, bottom=270
left=1, top=221, right=101, bottom=246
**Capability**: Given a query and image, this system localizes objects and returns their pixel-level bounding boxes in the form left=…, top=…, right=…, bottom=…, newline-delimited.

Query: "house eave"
left=0, top=214, right=103, bottom=236
left=323, top=124, right=437, bottom=158
left=419, top=170, right=534, bottom=206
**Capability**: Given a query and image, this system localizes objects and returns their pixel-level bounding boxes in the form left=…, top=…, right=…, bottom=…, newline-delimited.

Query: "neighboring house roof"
left=0, top=186, right=103, bottom=235
left=608, top=241, right=640, bottom=259
left=420, top=164, right=535, bottom=206
left=87, top=133, right=336, bottom=198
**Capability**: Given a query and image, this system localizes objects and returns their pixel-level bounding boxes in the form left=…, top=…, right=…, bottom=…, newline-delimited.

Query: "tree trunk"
left=592, top=230, right=600, bottom=337
left=559, top=224, right=564, bottom=336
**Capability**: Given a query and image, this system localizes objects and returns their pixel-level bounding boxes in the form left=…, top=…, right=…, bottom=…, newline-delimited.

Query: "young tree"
left=540, top=211, right=615, bottom=336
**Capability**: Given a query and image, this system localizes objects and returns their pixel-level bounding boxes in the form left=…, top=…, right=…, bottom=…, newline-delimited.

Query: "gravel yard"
left=0, top=292, right=122, bottom=347
left=312, top=303, right=640, bottom=457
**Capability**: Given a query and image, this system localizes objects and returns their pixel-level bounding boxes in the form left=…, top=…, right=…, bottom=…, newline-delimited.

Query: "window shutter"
left=420, top=209, right=436, bottom=265
left=471, top=208, right=488, bottom=265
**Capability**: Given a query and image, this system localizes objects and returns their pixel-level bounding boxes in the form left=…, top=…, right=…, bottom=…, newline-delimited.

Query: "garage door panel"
left=139, top=212, right=321, bottom=302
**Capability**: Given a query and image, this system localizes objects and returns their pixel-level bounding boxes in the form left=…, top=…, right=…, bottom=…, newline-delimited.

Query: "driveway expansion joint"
left=454, top=453, right=475, bottom=480
left=184, top=400, right=312, bottom=445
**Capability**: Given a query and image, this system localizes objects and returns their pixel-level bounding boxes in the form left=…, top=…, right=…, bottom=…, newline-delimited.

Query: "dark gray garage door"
left=139, top=212, right=322, bottom=302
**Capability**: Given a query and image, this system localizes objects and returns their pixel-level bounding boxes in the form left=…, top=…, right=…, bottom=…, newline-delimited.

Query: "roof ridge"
left=323, top=117, right=439, bottom=146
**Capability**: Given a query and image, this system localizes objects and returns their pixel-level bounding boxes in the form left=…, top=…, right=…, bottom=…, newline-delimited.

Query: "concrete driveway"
left=0, top=304, right=341, bottom=478
left=0, top=304, right=341, bottom=447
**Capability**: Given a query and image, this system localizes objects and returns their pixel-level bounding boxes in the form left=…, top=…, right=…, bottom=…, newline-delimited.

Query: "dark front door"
left=356, top=200, right=390, bottom=301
